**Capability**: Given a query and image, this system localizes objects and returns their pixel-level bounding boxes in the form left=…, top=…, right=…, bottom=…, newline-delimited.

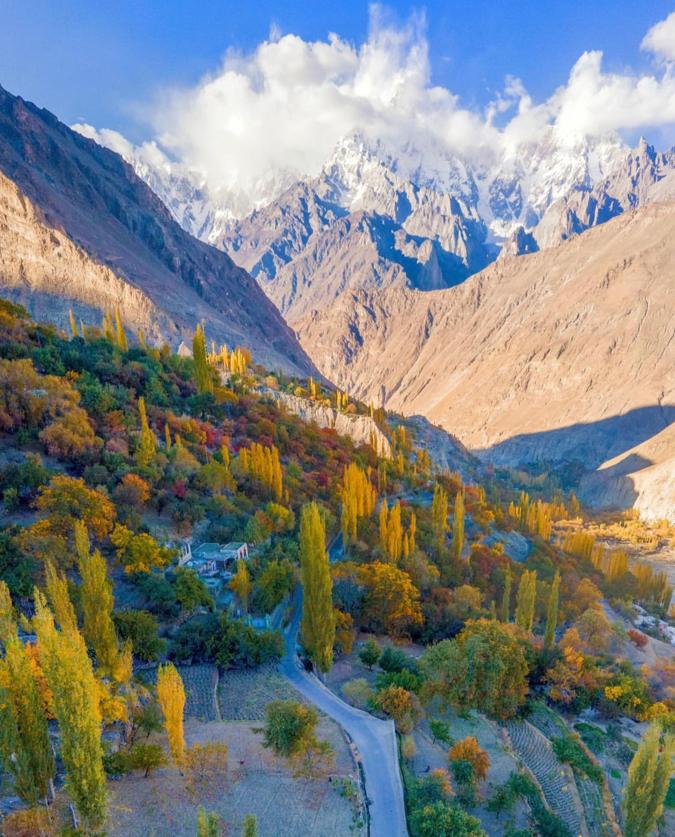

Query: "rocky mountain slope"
left=296, top=203, right=675, bottom=517
left=0, top=85, right=314, bottom=375
left=503, top=138, right=675, bottom=255
left=81, top=127, right=627, bottom=324
left=579, top=423, right=675, bottom=522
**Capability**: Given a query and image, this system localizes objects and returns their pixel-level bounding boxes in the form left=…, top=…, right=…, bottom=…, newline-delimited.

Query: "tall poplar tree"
left=136, top=396, right=156, bottom=467
left=623, top=723, right=674, bottom=837
left=431, top=483, right=449, bottom=551
left=76, top=522, right=119, bottom=675
left=44, top=560, right=77, bottom=632
left=192, top=324, right=213, bottom=394
left=299, top=503, right=335, bottom=673
left=451, top=491, right=465, bottom=561
left=515, top=570, right=537, bottom=632
left=0, top=637, right=56, bottom=804
left=32, top=590, right=107, bottom=830
left=544, top=571, right=560, bottom=649
left=157, top=662, right=186, bottom=765
left=501, top=569, right=512, bottom=623
left=114, top=307, right=128, bottom=351
left=0, top=585, right=55, bottom=805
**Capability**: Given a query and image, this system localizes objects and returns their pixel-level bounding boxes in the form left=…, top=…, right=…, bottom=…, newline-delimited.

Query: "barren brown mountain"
left=298, top=203, right=675, bottom=516
left=0, top=85, right=314, bottom=375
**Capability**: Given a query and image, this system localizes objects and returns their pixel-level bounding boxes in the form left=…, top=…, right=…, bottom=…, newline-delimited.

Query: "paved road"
left=279, top=587, right=408, bottom=837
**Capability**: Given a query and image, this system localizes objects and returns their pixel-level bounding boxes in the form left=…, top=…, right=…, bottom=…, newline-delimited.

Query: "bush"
left=401, top=734, right=417, bottom=761
left=342, top=677, right=375, bottom=708
left=379, top=646, right=419, bottom=675
left=410, top=801, right=485, bottom=837
left=376, top=669, right=422, bottom=693
left=114, top=609, right=166, bottom=661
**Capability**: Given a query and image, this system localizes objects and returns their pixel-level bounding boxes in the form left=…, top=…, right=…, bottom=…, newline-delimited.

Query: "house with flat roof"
left=190, top=541, right=249, bottom=578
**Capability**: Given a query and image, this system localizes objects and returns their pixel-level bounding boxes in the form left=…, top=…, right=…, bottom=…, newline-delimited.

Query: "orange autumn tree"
left=334, top=561, right=422, bottom=636
left=449, top=736, right=490, bottom=782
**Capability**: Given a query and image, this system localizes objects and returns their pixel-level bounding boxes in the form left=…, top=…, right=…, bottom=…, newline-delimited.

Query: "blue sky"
left=2, top=0, right=673, bottom=141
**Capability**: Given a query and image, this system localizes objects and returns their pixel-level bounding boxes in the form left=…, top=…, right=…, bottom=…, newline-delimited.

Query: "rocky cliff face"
left=263, top=390, right=392, bottom=458
left=296, top=203, right=675, bottom=519
left=0, top=85, right=314, bottom=375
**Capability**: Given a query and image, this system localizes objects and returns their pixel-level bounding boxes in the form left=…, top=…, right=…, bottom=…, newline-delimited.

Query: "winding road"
left=279, top=585, right=408, bottom=837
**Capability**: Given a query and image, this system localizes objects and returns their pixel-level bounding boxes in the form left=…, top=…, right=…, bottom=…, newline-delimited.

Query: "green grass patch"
left=552, top=734, right=603, bottom=785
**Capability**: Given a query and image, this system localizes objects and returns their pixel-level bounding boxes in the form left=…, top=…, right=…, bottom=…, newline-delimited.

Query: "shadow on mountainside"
left=477, top=405, right=675, bottom=472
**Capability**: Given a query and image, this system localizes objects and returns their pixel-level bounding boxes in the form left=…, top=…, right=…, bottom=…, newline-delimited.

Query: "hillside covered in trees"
left=0, top=298, right=672, bottom=837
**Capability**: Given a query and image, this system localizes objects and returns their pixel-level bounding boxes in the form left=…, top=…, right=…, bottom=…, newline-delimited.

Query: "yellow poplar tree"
left=44, top=561, right=77, bottom=632
left=230, top=559, right=252, bottom=613
left=0, top=584, right=55, bottom=805
left=157, top=662, right=186, bottom=765
left=299, top=503, right=335, bottom=673
left=76, top=522, right=120, bottom=676
left=32, top=590, right=107, bottom=830
left=431, top=483, right=449, bottom=551
left=114, top=307, right=128, bottom=351
left=136, top=396, right=156, bottom=467
left=193, top=324, right=213, bottom=394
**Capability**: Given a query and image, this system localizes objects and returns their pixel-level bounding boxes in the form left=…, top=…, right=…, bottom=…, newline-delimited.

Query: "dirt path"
left=280, top=587, right=408, bottom=837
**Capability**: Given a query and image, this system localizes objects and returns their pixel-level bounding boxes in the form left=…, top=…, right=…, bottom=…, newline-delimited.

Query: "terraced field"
left=506, top=719, right=588, bottom=836
left=218, top=663, right=302, bottom=720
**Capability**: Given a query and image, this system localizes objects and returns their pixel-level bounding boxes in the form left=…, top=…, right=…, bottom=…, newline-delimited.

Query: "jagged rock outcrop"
left=263, top=389, right=391, bottom=458
left=296, top=203, right=675, bottom=519
left=216, top=136, right=492, bottom=323
left=0, top=85, right=314, bottom=375
left=504, top=138, right=675, bottom=255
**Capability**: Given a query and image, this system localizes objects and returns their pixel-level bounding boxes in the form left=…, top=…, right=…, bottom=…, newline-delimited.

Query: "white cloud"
left=642, top=12, right=675, bottom=62
left=78, top=8, right=675, bottom=213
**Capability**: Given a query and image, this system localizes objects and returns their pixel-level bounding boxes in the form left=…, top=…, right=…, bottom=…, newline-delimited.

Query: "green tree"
left=502, top=567, right=513, bottom=622
left=192, top=324, right=213, bottom=394
left=113, top=609, right=166, bottom=662
left=263, top=700, right=318, bottom=757
left=175, top=567, right=215, bottom=614
left=243, top=813, right=258, bottom=837
left=128, top=742, right=166, bottom=777
left=410, top=801, right=485, bottom=837
left=544, top=571, right=560, bottom=649
left=429, top=719, right=453, bottom=747
left=196, top=806, right=222, bottom=837
left=299, top=503, right=335, bottom=673
left=623, top=723, right=674, bottom=837
left=358, top=638, right=381, bottom=670
left=32, top=590, right=107, bottom=830
left=451, top=491, right=465, bottom=561
left=421, top=619, right=529, bottom=720
left=515, top=570, right=537, bottom=632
